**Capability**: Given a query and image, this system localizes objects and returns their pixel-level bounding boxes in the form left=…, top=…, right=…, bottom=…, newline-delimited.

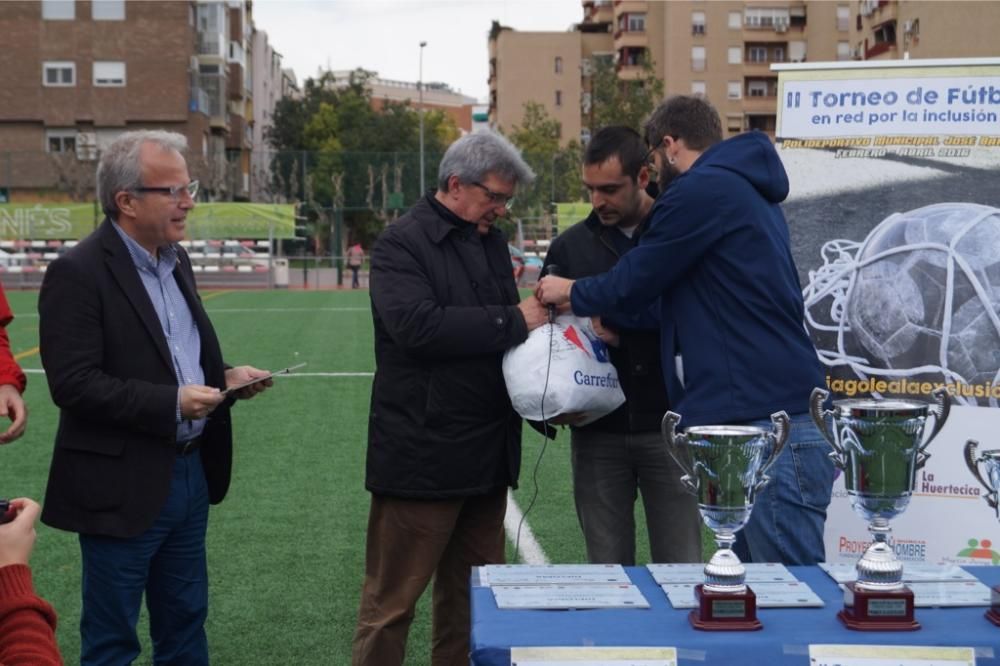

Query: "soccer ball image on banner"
left=803, top=202, right=1000, bottom=407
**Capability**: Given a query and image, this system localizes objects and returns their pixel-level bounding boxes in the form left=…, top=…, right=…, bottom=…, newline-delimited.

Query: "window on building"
left=555, top=90, right=562, bottom=107
left=773, top=47, right=784, bottom=62
left=727, top=81, right=742, bottom=99
left=729, top=11, right=742, bottom=29
left=42, top=0, right=74, bottom=20
left=836, top=5, right=850, bottom=31
left=837, top=41, right=851, bottom=60
left=873, top=20, right=897, bottom=44
left=43, top=61, right=76, bottom=86
left=691, top=81, right=706, bottom=95
left=555, top=56, right=563, bottom=74
left=748, top=80, right=768, bottom=97
left=46, top=129, right=76, bottom=153
left=728, top=47, right=742, bottom=64
left=93, top=61, right=126, bottom=86
left=692, top=11, right=705, bottom=35
left=748, top=46, right=767, bottom=63
left=726, top=114, right=743, bottom=134
left=92, top=0, right=124, bottom=20
left=691, top=46, right=706, bottom=72
left=627, top=13, right=646, bottom=32
left=744, top=7, right=789, bottom=29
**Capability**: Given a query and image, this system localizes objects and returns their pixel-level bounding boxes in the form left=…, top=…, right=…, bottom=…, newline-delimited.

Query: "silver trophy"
left=661, top=411, right=788, bottom=594
left=964, top=440, right=1000, bottom=518
left=810, top=388, right=950, bottom=591
left=963, top=439, right=1000, bottom=627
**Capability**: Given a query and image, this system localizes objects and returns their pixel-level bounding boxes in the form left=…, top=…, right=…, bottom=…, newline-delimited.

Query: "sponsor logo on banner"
left=953, top=538, right=1000, bottom=565
left=836, top=533, right=928, bottom=563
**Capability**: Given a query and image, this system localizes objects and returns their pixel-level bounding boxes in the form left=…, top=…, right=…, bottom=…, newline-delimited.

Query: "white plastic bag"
left=503, top=314, right=626, bottom=426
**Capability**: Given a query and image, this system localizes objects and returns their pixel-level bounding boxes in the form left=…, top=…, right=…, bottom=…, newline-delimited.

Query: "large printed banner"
left=774, top=59, right=1000, bottom=567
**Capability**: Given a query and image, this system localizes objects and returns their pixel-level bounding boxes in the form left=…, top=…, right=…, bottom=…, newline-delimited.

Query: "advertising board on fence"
left=773, top=58, right=1000, bottom=566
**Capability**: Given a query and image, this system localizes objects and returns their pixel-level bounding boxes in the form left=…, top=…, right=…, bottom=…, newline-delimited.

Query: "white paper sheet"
left=482, top=564, right=630, bottom=586
left=819, top=562, right=979, bottom=584
left=647, top=562, right=797, bottom=584
left=492, top=584, right=649, bottom=610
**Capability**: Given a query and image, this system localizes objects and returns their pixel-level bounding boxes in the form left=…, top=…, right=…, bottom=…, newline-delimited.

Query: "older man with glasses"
left=38, top=130, right=273, bottom=665
left=353, top=131, right=548, bottom=666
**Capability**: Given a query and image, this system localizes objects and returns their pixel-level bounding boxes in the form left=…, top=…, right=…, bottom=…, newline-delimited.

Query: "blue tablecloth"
left=471, top=565, right=1000, bottom=665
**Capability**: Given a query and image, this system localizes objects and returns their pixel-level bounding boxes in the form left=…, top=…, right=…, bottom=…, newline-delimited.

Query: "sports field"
left=0, top=287, right=678, bottom=665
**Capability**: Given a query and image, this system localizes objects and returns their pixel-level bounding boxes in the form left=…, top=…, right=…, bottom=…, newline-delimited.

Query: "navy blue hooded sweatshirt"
left=570, top=131, right=823, bottom=428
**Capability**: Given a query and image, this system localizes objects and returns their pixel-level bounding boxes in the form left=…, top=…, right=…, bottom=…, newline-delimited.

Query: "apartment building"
left=0, top=0, right=254, bottom=202
left=251, top=27, right=287, bottom=198
left=328, top=70, right=478, bottom=133
left=489, top=0, right=1000, bottom=144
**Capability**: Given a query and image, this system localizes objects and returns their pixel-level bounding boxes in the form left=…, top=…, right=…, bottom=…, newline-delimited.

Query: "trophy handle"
left=922, top=386, right=951, bottom=447
left=964, top=439, right=999, bottom=510
left=810, top=387, right=846, bottom=467
left=661, top=411, right=697, bottom=491
left=754, top=411, right=789, bottom=492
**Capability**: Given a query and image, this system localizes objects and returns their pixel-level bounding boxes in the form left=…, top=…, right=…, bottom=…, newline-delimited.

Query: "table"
left=471, top=565, right=1000, bottom=665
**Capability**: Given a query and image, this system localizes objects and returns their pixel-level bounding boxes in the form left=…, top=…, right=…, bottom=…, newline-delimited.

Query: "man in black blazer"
left=38, top=130, right=272, bottom=666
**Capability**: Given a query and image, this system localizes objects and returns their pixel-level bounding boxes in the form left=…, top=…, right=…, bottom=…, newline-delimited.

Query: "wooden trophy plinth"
left=986, top=585, right=1000, bottom=626
left=839, top=581, right=920, bottom=631
left=689, top=584, right=763, bottom=631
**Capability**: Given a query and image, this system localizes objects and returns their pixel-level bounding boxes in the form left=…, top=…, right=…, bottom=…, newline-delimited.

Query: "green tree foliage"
left=587, top=55, right=664, bottom=137
left=506, top=102, right=584, bottom=221
left=264, top=68, right=460, bottom=249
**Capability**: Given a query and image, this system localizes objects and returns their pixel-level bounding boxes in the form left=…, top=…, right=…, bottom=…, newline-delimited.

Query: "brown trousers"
left=351, top=489, right=507, bottom=666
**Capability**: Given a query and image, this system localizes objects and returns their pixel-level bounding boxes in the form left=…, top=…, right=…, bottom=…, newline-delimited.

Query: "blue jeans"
left=732, top=411, right=835, bottom=565
left=80, top=453, right=210, bottom=666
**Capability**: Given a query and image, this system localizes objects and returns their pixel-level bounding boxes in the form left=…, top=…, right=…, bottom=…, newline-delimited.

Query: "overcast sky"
left=251, top=0, right=582, bottom=102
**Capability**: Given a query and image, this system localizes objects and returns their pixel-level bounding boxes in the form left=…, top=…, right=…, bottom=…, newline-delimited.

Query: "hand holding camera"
left=0, top=497, right=41, bottom=568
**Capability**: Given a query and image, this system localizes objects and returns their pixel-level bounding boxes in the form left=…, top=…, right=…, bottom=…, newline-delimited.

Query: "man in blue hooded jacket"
left=537, top=95, right=834, bottom=565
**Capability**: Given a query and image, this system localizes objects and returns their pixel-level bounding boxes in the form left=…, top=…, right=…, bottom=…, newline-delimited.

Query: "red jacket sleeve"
left=0, top=284, right=26, bottom=393
left=0, top=564, right=62, bottom=665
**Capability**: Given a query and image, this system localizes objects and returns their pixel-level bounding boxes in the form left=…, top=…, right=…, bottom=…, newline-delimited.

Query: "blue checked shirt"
left=113, top=223, right=206, bottom=443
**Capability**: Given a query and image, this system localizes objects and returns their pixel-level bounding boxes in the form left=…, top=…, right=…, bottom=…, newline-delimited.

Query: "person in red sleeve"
left=0, top=284, right=26, bottom=444
left=0, top=497, right=62, bottom=665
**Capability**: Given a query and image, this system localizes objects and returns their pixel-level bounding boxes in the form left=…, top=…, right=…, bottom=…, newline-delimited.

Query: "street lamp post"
left=419, top=40, right=427, bottom=195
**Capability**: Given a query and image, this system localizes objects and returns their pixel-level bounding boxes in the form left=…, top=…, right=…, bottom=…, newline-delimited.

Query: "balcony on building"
left=743, top=43, right=786, bottom=76
left=865, top=20, right=898, bottom=58
left=613, top=1, right=647, bottom=14
left=742, top=6, right=803, bottom=42
left=613, top=11, right=647, bottom=48
left=742, top=77, right=778, bottom=113
left=616, top=47, right=648, bottom=79
left=198, top=67, right=228, bottom=129
left=745, top=113, right=777, bottom=138
left=196, top=2, right=227, bottom=61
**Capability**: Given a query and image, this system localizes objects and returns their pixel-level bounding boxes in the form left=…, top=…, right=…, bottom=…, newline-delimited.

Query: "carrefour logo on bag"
left=573, top=370, right=619, bottom=388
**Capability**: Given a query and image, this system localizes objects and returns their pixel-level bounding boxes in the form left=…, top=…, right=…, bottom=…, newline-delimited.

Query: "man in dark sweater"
left=543, top=126, right=701, bottom=565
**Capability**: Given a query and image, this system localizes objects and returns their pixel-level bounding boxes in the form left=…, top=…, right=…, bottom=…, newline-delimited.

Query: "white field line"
left=206, top=307, right=370, bottom=313
left=21, top=367, right=549, bottom=561
left=505, top=489, right=549, bottom=565
left=11, top=307, right=370, bottom=319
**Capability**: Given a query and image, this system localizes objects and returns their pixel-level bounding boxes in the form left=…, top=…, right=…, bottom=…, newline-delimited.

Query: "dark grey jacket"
left=366, top=195, right=528, bottom=498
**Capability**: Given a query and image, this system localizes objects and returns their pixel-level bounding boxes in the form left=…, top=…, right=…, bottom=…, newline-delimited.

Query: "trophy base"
left=688, top=584, right=763, bottom=631
left=839, top=581, right=920, bottom=631
left=986, top=586, right=1000, bottom=626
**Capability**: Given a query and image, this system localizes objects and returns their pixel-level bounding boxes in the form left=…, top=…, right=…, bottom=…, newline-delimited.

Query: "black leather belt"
left=177, top=436, right=203, bottom=456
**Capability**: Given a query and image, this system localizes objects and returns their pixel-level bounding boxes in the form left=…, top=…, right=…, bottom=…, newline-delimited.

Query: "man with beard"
left=536, top=96, right=834, bottom=566
left=542, top=126, right=700, bottom=565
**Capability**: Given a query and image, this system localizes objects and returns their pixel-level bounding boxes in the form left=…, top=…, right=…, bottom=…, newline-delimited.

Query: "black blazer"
left=39, top=219, right=233, bottom=538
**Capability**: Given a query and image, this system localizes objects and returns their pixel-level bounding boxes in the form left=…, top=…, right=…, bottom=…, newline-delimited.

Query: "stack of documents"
left=819, top=562, right=992, bottom=607
left=482, top=564, right=650, bottom=610
left=647, top=563, right=825, bottom=609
